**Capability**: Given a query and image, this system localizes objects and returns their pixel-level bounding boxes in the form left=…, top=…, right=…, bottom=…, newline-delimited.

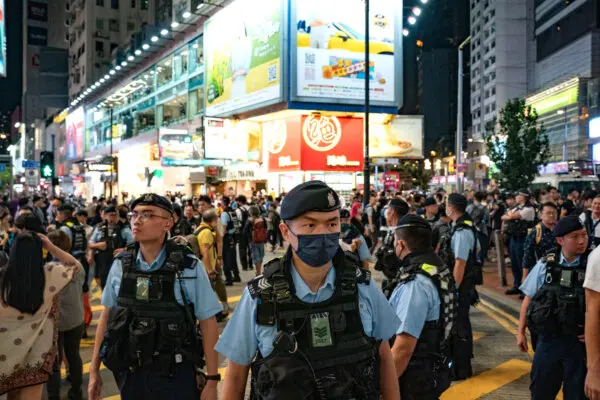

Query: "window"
left=96, top=0, right=104, bottom=6
left=189, top=39, right=204, bottom=71
left=109, top=19, right=119, bottom=32
left=189, top=89, right=204, bottom=116
left=491, top=87, right=496, bottom=95
left=111, top=0, right=119, bottom=9
left=157, top=56, right=173, bottom=87
left=135, top=108, right=155, bottom=134
left=161, top=94, right=187, bottom=126
left=96, top=18, right=104, bottom=30
left=95, top=41, right=104, bottom=57
left=173, top=48, right=189, bottom=79
left=110, top=42, right=119, bottom=54
left=131, top=0, right=136, bottom=8
left=141, top=0, right=149, bottom=9
left=127, top=21, right=135, bottom=32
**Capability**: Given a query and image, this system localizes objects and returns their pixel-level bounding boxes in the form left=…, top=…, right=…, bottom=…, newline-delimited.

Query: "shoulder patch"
left=356, top=267, right=371, bottom=284
left=421, top=263, right=439, bottom=276
left=247, top=275, right=272, bottom=299
left=463, top=220, right=473, bottom=226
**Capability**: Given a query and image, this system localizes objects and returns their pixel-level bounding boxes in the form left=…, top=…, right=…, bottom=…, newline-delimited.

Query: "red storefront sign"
left=264, top=115, right=364, bottom=172
left=383, top=172, right=400, bottom=191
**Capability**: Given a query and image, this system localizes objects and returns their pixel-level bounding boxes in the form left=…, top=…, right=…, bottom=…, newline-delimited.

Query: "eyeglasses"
left=128, top=211, right=171, bottom=222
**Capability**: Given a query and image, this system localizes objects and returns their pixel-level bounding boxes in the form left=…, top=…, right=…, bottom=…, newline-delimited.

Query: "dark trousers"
left=530, top=335, right=586, bottom=400
left=451, top=285, right=473, bottom=380
left=222, top=235, right=240, bottom=282
left=476, top=232, right=489, bottom=262
left=95, top=251, right=115, bottom=289
left=237, top=233, right=251, bottom=270
left=114, top=362, right=200, bottom=400
left=277, top=226, right=284, bottom=246
left=267, top=229, right=277, bottom=248
left=48, top=323, right=84, bottom=400
left=509, top=236, right=525, bottom=288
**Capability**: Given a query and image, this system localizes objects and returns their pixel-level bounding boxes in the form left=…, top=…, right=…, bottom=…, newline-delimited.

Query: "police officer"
left=423, top=197, right=439, bottom=225
left=88, top=194, right=222, bottom=400
left=55, top=203, right=91, bottom=292
left=387, top=215, right=457, bottom=399
left=440, top=193, right=478, bottom=380
left=502, top=190, right=536, bottom=295
left=522, top=202, right=558, bottom=275
left=171, top=203, right=193, bottom=237
left=375, top=198, right=409, bottom=280
left=517, top=215, right=589, bottom=400
left=89, top=205, right=134, bottom=289
left=340, top=208, right=371, bottom=268
left=216, top=180, right=401, bottom=400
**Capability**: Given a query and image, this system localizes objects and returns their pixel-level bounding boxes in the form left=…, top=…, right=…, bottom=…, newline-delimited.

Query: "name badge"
left=136, top=276, right=150, bottom=301
left=310, top=312, right=333, bottom=348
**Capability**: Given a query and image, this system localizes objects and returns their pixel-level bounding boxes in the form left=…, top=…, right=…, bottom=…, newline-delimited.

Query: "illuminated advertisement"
left=204, top=0, right=282, bottom=116
left=590, top=116, right=600, bottom=139
left=291, top=0, right=401, bottom=105
left=528, top=86, right=578, bottom=115
left=203, top=118, right=260, bottom=161
left=0, top=0, right=5, bottom=77
left=66, top=107, right=85, bottom=160
left=370, top=115, right=424, bottom=159
left=159, top=127, right=205, bottom=167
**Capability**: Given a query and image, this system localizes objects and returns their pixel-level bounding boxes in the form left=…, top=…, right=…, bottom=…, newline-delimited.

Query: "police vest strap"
left=117, top=245, right=137, bottom=274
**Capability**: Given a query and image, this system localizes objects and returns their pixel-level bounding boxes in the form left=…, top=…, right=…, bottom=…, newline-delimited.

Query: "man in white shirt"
left=580, top=195, right=600, bottom=249
left=584, top=246, right=600, bottom=399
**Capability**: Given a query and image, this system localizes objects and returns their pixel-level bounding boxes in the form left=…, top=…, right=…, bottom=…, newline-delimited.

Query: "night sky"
left=0, top=0, right=22, bottom=116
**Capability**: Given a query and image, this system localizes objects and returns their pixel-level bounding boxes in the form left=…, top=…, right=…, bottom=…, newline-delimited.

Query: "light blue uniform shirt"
left=215, top=261, right=400, bottom=366
left=220, top=211, right=235, bottom=235
left=89, top=224, right=134, bottom=245
left=101, top=245, right=222, bottom=321
left=389, top=274, right=440, bottom=338
left=357, top=235, right=372, bottom=262
left=520, top=253, right=581, bottom=298
left=451, top=225, right=476, bottom=261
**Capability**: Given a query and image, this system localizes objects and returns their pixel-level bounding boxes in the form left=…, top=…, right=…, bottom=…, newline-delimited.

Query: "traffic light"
left=40, top=151, right=55, bottom=178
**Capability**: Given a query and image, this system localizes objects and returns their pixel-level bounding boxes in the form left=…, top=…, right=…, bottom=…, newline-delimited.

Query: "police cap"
left=131, top=193, right=175, bottom=216
left=423, top=197, right=437, bottom=207
left=279, top=180, right=340, bottom=220
left=553, top=215, right=585, bottom=237
left=57, top=203, right=75, bottom=213
left=389, top=198, right=409, bottom=216
left=447, top=193, right=468, bottom=211
left=396, top=214, right=432, bottom=232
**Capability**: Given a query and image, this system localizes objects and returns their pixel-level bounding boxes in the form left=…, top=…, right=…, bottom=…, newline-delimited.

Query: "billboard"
left=159, top=127, right=205, bottom=167
left=203, top=118, right=259, bottom=161
left=0, top=0, right=5, bottom=77
left=28, top=1, right=48, bottom=22
left=264, top=118, right=302, bottom=172
left=370, top=115, right=424, bottom=159
left=204, top=0, right=282, bottom=117
left=66, top=107, right=85, bottom=160
left=291, top=0, right=401, bottom=106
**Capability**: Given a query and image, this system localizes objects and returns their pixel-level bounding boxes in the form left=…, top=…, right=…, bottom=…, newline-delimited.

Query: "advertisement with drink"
left=369, top=115, right=424, bottom=159
left=292, top=0, right=398, bottom=104
left=204, top=0, right=282, bottom=116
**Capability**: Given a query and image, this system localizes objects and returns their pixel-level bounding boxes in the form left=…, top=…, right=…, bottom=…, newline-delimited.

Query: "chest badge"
left=310, top=312, right=333, bottom=348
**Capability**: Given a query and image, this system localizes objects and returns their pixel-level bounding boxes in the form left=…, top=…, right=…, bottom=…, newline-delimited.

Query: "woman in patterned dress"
left=0, top=232, right=81, bottom=399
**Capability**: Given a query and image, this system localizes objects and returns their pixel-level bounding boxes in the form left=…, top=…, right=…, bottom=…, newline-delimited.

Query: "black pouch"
left=557, top=295, right=578, bottom=336
left=100, top=306, right=131, bottom=372
left=527, top=290, right=558, bottom=334
left=129, top=317, right=157, bottom=368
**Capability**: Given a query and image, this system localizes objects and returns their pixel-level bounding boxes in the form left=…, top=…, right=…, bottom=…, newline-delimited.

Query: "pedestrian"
left=517, top=216, right=589, bottom=399
left=47, top=230, right=85, bottom=400
left=580, top=195, right=600, bottom=249
left=366, top=194, right=381, bottom=252
left=374, top=198, right=409, bottom=280
left=0, top=210, right=9, bottom=252
left=341, top=209, right=371, bottom=268
left=219, top=196, right=241, bottom=285
left=247, top=205, right=267, bottom=275
left=0, top=231, right=82, bottom=399
left=87, top=193, right=222, bottom=400
left=502, top=190, right=535, bottom=296
left=216, top=181, right=401, bottom=399
left=266, top=202, right=280, bottom=251
left=387, top=215, right=457, bottom=399
left=584, top=244, right=600, bottom=399
left=522, top=202, right=558, bottom=277
left=171, top=203, right=193, bottom=236
left=234, top=195, right=251, bottom=271
left=196, top=209, right=230, bottom=319
left=440, top=193, right=478, bottom=380
left=432, top=204, right=452, bottom=250
left=469, top=192, right=490, bottom=263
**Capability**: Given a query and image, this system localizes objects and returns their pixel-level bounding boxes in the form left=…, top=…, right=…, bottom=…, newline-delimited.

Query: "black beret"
left=57, top=203, right=75, bottom=213
left=553, top=215, right=585, bottom=237
left=340, top=209, right=350, bottom=219
left=448, top=193, right=468, bottom=210
left=397, top=214, right=432, bottom=231
left=103, top=205, right=117, bottom=214
left=389, top=198, right=409, bottom=216
left=15, top=214, right=45, bottom=234
left=32, top=195, right=42, bottom=203
left=280, top=181, right=340, bottom=220
left=423, top=197, right=437, bottom=207
left=131, top=193, right=174, bottom=215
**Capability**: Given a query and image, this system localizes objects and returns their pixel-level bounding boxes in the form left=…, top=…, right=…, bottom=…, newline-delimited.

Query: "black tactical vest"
left=438, top=215, right=481, bottom=286
left=248, top=249, right=380, bottom=400
left=527, top=249, right=588, bottom=337
left=375, top=227, right=401, bottom=281
left=101, top=241, right=204, bottom=375
left=64, top=219, right=87, bottom=253
left=506, top=205, right=533, bottom=238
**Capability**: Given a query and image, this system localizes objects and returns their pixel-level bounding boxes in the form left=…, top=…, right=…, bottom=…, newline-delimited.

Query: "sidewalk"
left=478, top=258, right=523, bottom=316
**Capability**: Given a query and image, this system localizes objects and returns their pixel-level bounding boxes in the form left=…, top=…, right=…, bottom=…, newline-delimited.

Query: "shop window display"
left=161, top=95, right=187, bottom=126
left=157, top=56, right=173, bottom=87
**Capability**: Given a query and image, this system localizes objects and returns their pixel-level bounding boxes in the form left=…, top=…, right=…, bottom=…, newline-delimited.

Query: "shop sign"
left=300, top=115, right=363, bottom=171
left=53, top=109, right=68, bottom=124
left=528, top=86, right=578, bottom=115
left=382, top=172, right=399, bottom=191
left=373, top=157, right=400, bottom=165
left=290, top=0, right=400, bottom=106
left=457, top=163, right=467, bottom=173
left=28, top=1, right=47, bottom=22
left=206, top=166, right=219, bottom=177
left=204, top=0, right=282, bottom=116
left=474, top=163, right=487, bottom=179
left=264, top=118, right=301, bottom=172
left=225, top=169, right=258, bottom=180
left=86, top=163, right=112, bottom=172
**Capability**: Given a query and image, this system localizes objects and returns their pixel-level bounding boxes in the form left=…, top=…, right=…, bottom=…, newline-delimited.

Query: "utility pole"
left=109, top=107, right=113, bottom=200
left=456, top=36, right=470, bottom=193
left=51, top=133, right=55, bottom=197
left=363, top=0, right=371, bottom=205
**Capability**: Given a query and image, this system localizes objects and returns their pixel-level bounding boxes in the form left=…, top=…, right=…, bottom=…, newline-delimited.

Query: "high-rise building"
left=66, top=0, right=155, bottom=102
left=469, top=0, right=529, bottom=139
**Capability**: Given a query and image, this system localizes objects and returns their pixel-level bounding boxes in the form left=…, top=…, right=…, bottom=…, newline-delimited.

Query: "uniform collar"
left=136, top=245, right=167, bottom=271
left=290, top=260, right=336, bottom=300
left=559, top=252, right=580, bottom=267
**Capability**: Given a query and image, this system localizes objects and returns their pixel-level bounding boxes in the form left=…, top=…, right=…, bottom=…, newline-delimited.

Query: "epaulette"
left=542, top=249, right=558, bottom=264
left=247, top=257, right=283, bottom=299
left=115, top=243, right=136, bottom=259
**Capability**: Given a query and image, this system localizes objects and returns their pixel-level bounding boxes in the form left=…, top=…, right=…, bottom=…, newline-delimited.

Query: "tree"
left=482, top=98, right=550, bottom=191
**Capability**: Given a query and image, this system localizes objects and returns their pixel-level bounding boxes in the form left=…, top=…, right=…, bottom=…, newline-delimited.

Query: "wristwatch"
left=206, top=374, right=221, bottom=381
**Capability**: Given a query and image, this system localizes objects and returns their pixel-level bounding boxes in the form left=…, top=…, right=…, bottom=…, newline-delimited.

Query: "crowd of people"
left=0, top=182, right=599, bottom=399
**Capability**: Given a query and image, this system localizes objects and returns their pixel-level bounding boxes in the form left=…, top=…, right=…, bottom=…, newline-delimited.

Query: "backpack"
left=185, top=234, right=202, bottom=259
left=252, top=218, right=268, bottom=244
left=227, top=210, right=242, bottom=233
left=65, top=221, right=88, bottom=253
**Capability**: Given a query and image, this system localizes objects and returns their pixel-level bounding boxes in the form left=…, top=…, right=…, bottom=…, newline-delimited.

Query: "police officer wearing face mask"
left=88, top=194, right=222, bottom=400
left=386, top=215, right=457, bottom=399
left=375, top=199, right=409, bottom=291
left=517, top=215, right=589, bottom=400
left=216, top=180, right=401, bottom=400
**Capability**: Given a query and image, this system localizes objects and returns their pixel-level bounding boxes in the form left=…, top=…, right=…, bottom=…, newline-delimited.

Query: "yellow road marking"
left=61, top=361, right=105, bottom=378
left=479, top=299, right=520, bottom=326
left=472, top=331, right=485, bottom=342
left=92, top=304, right=104, bottom=312
left=441, top=359, right=531, bottom=399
